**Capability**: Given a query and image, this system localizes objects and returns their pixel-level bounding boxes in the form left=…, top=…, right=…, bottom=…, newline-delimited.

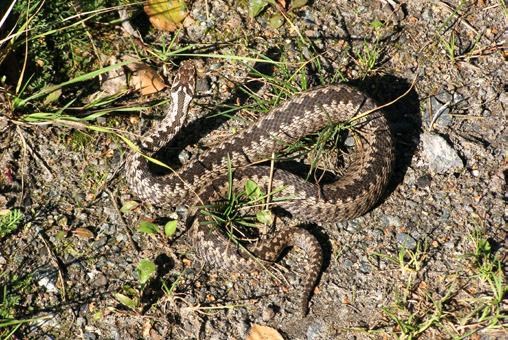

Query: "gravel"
left=0, top=0, right=506, bottom=339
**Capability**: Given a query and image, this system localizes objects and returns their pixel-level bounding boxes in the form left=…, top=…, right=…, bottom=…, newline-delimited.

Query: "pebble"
left=262, top=305, right=277, bottom=321
left=499, top=92, right=508, bottom=106
left=396, top=233, right=417, bottom=250
left=421, top=7, right=433, bottom=22
left=381, top=215, right=402, bottom=227
left=343, top=259, right=354, bottom=269
left=38, top=277, right=59, bottom=293
left=416, top=174, right=432, bottom=188
left=344, top=135, right=355, bottom=147
left=93, top=237, right=108, bottom=249
left=178, top=150, right=191, bottom=164
left=237, top=319, right=250, bottom=338
left=345, top=219, right=361, bottom=232
left=371, top=229, right=384, bottom=239
left=76, top=316, right=86, bottom=327
left=195, top=77, right=210, bottom=93
left=359, top=260, right=371, bottom=274
left=83, top=332, right=98, bottom=340
left=307, top=320, right=325, bottom=340
left=421, top=133, right=464, bottom=174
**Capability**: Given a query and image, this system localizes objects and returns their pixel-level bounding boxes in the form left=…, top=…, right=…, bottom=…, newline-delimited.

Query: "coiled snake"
left=126, top=61, right=394, bottom=315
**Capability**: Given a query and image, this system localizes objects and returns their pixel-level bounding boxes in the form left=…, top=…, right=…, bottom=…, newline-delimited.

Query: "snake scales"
left=126, top=61, right=394, bottom=315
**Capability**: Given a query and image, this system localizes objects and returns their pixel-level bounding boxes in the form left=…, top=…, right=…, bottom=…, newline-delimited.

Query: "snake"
left=125, top=60, right=394, bottom=315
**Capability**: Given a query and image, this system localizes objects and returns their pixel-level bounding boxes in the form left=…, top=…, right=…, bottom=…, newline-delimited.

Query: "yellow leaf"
left=144, top=0, right=189, bottom=32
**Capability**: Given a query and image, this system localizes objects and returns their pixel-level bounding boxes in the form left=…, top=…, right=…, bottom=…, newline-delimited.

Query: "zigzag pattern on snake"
left=125, top=60, right=394, bottom=315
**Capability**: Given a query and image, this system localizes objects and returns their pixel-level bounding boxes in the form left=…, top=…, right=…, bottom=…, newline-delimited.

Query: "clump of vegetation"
left=371, top=229, right=507, bottom=339
left=0, top=273, right=34, bottom=339
left=0, top=209, right=23, bottom=239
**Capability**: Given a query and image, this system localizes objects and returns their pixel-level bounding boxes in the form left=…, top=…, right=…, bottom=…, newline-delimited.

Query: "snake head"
left=171, top=60, right=196, bottom=97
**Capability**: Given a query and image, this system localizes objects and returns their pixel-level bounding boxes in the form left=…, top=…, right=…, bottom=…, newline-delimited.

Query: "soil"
left=0, top=0, right=507, bottom=339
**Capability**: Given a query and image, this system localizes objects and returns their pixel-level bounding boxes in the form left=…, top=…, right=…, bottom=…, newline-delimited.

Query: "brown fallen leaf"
left=72, top=227, right=95, bottom=239
left=129, top=64, right=167, bottom=95
left=144, top=0, right=188, bottom=32
left=246, top=324, right=283, bottom=340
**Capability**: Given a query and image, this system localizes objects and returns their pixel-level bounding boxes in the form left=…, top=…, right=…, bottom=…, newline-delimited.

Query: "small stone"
left=345, top=219, right=361, bottom=232
left=439, top=210, right=450, bottom=221
left=421, top=7, right=433, bottom=21
left=76, top=317, right=86, bottom=327
left=416, top=174, right=432, bottom=188
left=0, top=116, right=8, bottom=131
left=95, top=273, right=108, bottom=287
left=38, top=277, right=58, bottom=293
left=93, top=237, right=108, bottom=249
left=237, top=320, right=250, bottom=338
left=83, top=332, right=98, bottom=340
left=195, top=77, right=210, bottom=93
left=262, top=305, right=276, bottom=321
left=359, top=261, right=371, bottom=274
left=452, top=92, right=464, bottom=103
left=344, top=135, right=355, bottom=147
left=421, top=133, right=464, bottom=174
left=499, top=92, right=508, bottom=106
left=178, top=150, right=191, bottom=164
left=307, top=321, right=325, bottom=340
left=0, top=256, right=6, bottom=265
left=396, top=233, right=417, bottom=250
left=343, top=259, right=354, bottom=269
left=371, top=229, right=384, bottom=239
left=381, top=215, right=402, bottom=227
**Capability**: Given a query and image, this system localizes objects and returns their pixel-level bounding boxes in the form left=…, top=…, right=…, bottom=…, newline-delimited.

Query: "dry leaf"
left=130, top=65, right=167, bottom=95
left=276, top=0, right=286, bottom=9
left=144, top=0, right=188, bottom=32
left=246, top=324, right=283, bottom=340
left=73, top=227, right=95, bottom=239
left=85, top=56, right=128, bottom=103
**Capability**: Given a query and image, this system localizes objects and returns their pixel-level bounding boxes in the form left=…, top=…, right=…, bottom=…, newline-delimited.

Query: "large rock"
left=421, top=133, right=464, bottom=174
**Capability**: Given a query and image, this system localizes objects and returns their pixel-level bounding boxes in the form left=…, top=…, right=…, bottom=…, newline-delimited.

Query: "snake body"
left=126, top=61, right=394, bottom=315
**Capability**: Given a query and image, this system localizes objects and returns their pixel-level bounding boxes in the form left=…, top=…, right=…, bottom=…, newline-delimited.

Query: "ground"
left=0, top=0, right=507, bottom=339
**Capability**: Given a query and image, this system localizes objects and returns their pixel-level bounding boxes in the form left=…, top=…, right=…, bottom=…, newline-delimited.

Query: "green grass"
left=352, top=41, right=381, bottom=79
left=0, top=273, right=36, bottom=339
left=369, top=230, right=507, bottom=339
left=439, top=31, right=457, bottom=63
left=199, top=156, right=285, bottom=245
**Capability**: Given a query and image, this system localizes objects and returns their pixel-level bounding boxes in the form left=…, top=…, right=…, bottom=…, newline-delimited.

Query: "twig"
left=105, top=188, right=140, bottom=252
left=265, top=152, right=276, bottom=211
left=349, top=64, right=420, bottom=123
left=14, top=126, right=27, bottom=206
left=15, top=126, right=54, bottom=180
left=36, top=227, right=67, bottom=301
left=429, top=99, right=453, bottom=130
